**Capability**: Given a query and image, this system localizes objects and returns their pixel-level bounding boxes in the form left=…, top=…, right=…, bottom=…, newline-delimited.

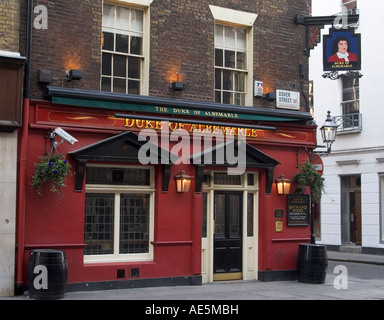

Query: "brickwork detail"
left=21, top=0, right=309, bottom=110
left=0, top=0, right=21, bottom=52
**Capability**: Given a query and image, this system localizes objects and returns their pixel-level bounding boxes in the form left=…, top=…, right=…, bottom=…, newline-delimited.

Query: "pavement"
left=327, top=250, right=384, bottom=265
left=2, top=250, right=384, bottom=302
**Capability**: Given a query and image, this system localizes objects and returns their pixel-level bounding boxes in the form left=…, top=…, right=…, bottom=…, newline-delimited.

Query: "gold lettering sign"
left=124, top=118, right=258, bottom=137
left=35, top=106, right=316, bottom=147
left=153, top=106, right=239, bottom=119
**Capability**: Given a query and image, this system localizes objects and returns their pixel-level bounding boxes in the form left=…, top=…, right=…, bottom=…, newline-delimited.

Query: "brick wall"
left=0, top=0, right=21, bottom=52
left=253, top=0, right=309, bottom=109
left=24, top=0, right=310, bottom=111
left=149, top=0, right=215, bottom=102
left=24, top=0, right=102, bottom=99
left=150, top=0, right=310, bottom=109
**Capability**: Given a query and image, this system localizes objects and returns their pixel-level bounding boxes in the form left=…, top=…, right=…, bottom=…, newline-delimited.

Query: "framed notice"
left=323, top=27, right=361, bottom=72
left=274, top=209, right=284, bottom=218
left=287, top=195, right=310, bottom=226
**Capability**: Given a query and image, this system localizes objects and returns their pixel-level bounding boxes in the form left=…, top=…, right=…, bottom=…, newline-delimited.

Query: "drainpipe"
left=15, top=0, right=33, bottom=294
left=23, top=0, right=32, bottom=99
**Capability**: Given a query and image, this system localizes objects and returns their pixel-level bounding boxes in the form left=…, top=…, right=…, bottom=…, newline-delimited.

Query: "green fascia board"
left=52, top=96, right=302, bottom=123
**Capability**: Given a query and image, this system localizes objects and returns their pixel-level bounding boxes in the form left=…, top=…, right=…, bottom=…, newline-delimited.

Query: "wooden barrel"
left=28, top=249, right=67, bottom=299
left=297, top=244, right=328, bottom=284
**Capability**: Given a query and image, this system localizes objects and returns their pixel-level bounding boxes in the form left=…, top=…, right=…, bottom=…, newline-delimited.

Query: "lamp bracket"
left=312, top=150, right=330, bottom=157
left=49, top=131, right=64, bottom=153
left=322, top=71, right=363, bottom=80
left=170, top=81, right=184, bottom=91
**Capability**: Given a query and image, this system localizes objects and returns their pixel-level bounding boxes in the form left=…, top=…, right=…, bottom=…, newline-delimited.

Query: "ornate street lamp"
left=320, top=111, right=339, bottom=153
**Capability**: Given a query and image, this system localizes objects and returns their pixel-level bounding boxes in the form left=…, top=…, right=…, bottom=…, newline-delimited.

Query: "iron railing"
left=333, top=113, right=362, bottom=133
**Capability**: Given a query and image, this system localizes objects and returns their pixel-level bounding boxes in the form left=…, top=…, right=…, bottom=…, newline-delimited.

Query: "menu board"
left=287, top=195, right=310, bottom=226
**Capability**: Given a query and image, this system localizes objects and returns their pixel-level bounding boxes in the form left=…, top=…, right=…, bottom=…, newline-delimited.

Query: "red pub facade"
left=14, top=0, right=315, bottom=293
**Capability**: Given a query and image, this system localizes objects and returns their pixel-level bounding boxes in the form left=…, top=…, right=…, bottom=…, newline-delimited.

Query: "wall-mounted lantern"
left=170, top=72, right=185, bottom=91
left=67, top=69, right=82, bottom=81
left=171, top=81, right=184, bottom=91
left=275, top=175, right=292, bottom=195
left=175, top=171, right=193, bottom=193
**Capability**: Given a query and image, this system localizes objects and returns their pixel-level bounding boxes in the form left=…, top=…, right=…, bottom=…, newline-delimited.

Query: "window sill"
left=336, top=128, right=362, bottom=135
left=84, top=253, right=153, bottom=264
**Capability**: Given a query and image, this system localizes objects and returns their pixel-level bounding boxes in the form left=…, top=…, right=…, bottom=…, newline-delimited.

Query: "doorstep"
left=339, top=244, right=362, bottom=254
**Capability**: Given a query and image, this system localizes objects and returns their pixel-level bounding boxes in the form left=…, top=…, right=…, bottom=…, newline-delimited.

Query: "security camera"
left=53, top=127, right=78, bottom=145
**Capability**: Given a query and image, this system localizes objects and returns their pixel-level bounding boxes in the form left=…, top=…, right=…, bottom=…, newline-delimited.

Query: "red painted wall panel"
left=21, top=101, right=315, bottom=286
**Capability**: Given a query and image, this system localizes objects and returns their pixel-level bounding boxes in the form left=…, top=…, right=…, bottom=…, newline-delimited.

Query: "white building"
left=310, top=0, right=384, bottom=253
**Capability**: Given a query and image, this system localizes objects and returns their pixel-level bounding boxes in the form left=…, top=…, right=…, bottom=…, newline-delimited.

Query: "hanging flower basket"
left=294, top=161, right=325, bottom=203
left=31, top=153, right=72, bottom=197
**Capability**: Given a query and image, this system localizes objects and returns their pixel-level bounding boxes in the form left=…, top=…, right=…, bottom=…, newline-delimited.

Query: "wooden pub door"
left=213, top=191, right=243, bottom=281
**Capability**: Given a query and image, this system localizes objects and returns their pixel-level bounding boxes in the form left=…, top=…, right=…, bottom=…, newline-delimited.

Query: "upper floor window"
left=342, top=76, right=359, bottom=115
left=334, top=76, right=361, bottom=132
left=102, top=3, right=145, bottom=95
left=210, top=5, right=258, bottom=107
left=215, top=25, right=247, bottom=106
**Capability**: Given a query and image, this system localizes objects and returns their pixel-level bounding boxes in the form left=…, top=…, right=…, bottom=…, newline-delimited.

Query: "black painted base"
left=66, top=275, right=202, bottom=293
left=258, top=270, right=297, bottom=282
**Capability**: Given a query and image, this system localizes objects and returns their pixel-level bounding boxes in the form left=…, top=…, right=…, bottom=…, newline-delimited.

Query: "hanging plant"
left=294, top=161, right=325, bottom=203
left=31, top=153, right=72, bottom=197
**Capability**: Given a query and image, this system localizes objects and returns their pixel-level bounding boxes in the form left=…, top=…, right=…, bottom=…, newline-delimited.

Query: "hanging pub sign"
left=287, top=194, right=310, bottom=226
left=323, top=27, right=361, bottom=72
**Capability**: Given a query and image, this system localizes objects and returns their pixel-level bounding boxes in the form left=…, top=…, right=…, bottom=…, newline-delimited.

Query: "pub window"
left=247, top=193, right=255, bottom=237
left=247, top=173, right=255, bottom=186
left=84, top=166, right=154, bottom=263
left=214, top=24, right=248, bottom=106
left=202, top=192, right=208, bottom=238
left=102, top=3, right=145, bottom=95
left=213, top=172, right=242, bottom=185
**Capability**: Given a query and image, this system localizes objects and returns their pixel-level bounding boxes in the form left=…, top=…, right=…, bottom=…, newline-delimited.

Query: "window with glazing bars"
left=215, top=25, right=247, bottom=105
left=119, top=194, right=150, bottom=254
left=84, top=167, right=152, bottom=257
left=102, top=4, right=143, bottom=94
left=342, top=77, right=359, bottom=114
left=84, top=193, right=115, bottom=255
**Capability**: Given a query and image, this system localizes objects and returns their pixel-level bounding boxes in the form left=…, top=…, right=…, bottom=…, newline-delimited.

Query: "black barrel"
left=28, top=249, right=67, bottom=299
left=297, top=244, right=328, bottom=284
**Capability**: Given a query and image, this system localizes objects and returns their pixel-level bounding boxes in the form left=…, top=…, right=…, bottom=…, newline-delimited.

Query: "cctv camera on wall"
left=53, top=127, right=78, bottom=145
left=50, top=127, right=78, bottom=153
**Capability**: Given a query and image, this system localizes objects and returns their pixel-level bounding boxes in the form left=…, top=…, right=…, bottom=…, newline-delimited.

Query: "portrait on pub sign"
left=323, top=27, right=361, bottom=72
